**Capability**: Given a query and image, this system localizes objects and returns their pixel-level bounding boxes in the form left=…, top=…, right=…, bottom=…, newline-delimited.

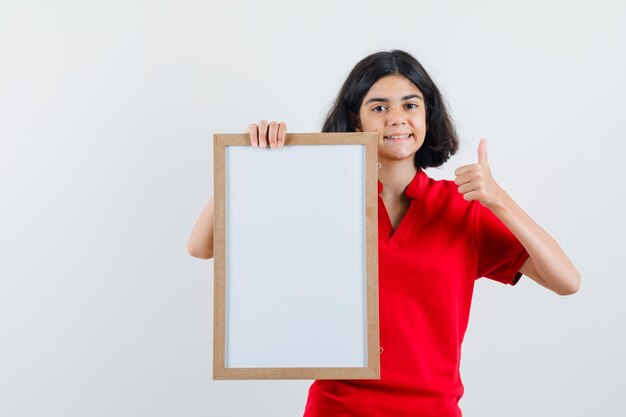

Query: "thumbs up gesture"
left=454, top=139, right=504, bottom=209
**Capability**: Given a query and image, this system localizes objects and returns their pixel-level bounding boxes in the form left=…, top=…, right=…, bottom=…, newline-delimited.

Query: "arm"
left=488, top=190, right=580, bottom=295
left=455, top=139, right=580, bottom=296
left=187, top=195, right=214, bottom=259
left=186, top=120, right=287, bottom=260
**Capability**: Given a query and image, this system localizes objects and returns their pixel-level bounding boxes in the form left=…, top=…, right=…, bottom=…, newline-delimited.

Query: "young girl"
left=188, top=50, right=580, bottom=417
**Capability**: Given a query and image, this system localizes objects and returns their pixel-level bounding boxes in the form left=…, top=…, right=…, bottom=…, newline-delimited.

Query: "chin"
left=380, top=153, right=418, bottom=162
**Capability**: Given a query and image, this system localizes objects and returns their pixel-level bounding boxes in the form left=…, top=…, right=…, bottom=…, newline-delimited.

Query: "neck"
left=378, top=158, right=418, bottom=200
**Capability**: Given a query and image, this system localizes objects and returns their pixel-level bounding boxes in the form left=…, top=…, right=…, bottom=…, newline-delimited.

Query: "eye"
left=405, top=103, right=419, bottom=109
left=372, top=105, right=386, bottom=112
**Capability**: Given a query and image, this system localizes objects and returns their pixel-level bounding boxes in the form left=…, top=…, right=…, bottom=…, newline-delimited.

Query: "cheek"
left=358, top=116, right=378, bottom=132
left=413, top=120, right=428, bottom=137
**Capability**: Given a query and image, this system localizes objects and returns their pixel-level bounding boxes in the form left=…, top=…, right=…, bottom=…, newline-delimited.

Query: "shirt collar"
left=377, top=169, right=428, bottom=200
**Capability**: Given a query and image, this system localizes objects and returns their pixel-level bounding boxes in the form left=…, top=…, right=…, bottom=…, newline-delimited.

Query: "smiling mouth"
left=384, top=134, right=413, bottom=141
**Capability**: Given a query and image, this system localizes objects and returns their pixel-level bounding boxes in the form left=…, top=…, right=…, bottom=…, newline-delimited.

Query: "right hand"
left=247, top=120, right=287, bottom=149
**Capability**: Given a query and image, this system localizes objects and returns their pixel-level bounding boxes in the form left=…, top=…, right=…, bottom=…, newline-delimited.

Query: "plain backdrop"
left=1, top=1, right=624, bottom=416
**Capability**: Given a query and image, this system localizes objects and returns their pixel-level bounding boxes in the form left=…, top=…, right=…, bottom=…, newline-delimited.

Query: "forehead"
left=364, top=74, right=423, bottom=99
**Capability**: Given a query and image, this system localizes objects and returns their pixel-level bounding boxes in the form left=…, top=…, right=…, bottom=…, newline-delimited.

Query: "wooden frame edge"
left=213, top=134, right=227, bottom=379
left=364, top=133, right=380, bottom=378
left=213, top=132, right=380, bottom=380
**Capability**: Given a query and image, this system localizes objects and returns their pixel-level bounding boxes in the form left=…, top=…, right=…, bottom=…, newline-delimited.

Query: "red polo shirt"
left=303, top=169, right=529, bottom=417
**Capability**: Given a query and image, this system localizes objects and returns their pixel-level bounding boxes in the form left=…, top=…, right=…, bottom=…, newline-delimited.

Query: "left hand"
left=454, top=138, right=504, bottom=209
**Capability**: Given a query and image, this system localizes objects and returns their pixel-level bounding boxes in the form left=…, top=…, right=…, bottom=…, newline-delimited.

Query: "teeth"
left=385, top=134, right=411, bottom=139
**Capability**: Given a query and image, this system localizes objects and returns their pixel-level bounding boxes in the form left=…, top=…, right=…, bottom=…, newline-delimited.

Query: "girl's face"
left=356, top=74, right=427, bottom=165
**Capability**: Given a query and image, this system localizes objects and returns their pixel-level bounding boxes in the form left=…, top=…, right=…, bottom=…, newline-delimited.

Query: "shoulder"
left=423, top=174, right=472, bottom=208
left=415, top=174, right=477, bottom=239
left=419, top=174, right=480, bottom=225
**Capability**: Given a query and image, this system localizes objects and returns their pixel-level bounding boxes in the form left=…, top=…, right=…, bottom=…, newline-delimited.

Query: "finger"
left=454, top=172, right=474, bottom=186
left=457, top=169, right=484, bottom=185
left=478, top=138, right=488, bottom=165
left=258, top=119, right=269, bottom=148
left=462, top=190, right=481, bottom=202
left=457, top=182, right=479, bottom=195
left=268, top=121, right=279, bottom=149
left=277, top=122, right=287, bottom=147
left=454, top=163, right=478, bottom=177
left=247, top=123, right=259, bottom=147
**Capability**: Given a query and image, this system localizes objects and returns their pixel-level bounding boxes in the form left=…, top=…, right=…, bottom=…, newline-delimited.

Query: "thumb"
left=478, top=138, right=488, bottom=165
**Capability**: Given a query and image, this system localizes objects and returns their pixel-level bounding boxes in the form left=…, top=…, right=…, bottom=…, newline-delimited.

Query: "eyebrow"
left=364, top=94, right=423, bottom=105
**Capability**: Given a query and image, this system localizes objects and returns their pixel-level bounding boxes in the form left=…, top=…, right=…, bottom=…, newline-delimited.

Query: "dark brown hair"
left=322, top=50, right=458, bottom=169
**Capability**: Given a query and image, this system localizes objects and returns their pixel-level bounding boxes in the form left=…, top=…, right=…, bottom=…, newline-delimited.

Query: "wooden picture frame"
left=213, top=133, right=379, bottom=380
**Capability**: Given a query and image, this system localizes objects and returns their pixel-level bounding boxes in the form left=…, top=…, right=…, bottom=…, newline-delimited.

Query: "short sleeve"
left=473, top=201, right=530, bottom=285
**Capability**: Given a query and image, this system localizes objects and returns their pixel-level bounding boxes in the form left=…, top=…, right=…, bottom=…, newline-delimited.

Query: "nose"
left=386, top=106, right=406, bottom=126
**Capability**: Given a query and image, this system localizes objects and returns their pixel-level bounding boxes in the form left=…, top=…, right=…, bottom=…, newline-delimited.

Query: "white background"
left=1, top=1, right=624, bottom=416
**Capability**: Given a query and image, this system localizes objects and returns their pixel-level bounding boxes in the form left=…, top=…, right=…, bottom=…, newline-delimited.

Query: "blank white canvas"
left=225, top=144, right=367, bottom=368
